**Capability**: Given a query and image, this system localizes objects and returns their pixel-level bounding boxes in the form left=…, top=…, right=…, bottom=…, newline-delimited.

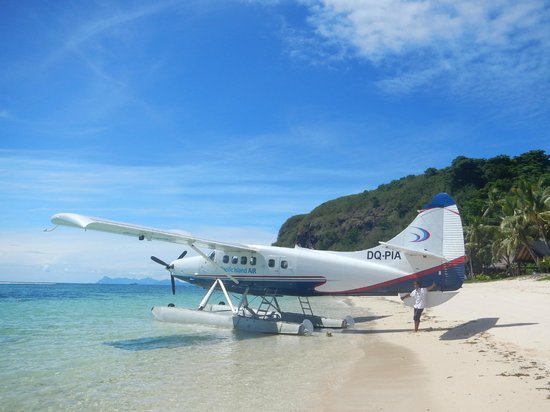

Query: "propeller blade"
left=151, top=255, right=177, bottom=294
left=177, top=250, right=187, bottom=260
left=151, top=255, right=170, bottom=268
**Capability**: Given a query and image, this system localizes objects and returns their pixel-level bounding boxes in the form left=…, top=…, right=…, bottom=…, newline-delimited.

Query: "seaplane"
left=50, top=192, right=465, bottom=335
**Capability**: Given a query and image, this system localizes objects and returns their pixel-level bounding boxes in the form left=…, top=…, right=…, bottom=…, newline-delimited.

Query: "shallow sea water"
left=0, top=283, right=369, bottom=411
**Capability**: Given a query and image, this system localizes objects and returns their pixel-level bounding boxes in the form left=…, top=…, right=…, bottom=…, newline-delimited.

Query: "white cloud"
left=307, top=0, right=460, bottom=60
left=290, top=0, right=550, bottom=114
left=47, top=1, right=181, bottom=63
left=0, top=133, right=380, bottom=221
left=301, top=0, right=548, bottom=62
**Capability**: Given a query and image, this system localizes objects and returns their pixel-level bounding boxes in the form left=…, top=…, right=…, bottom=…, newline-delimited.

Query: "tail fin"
left=380, top=193, right=465, bottom=290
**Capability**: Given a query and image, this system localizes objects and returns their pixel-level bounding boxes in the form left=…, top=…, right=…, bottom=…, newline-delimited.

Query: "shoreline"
left=317, top=278, right=550, bottom=411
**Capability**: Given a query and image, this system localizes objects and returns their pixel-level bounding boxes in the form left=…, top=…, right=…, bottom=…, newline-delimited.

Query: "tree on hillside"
left=449, top=156, right=487, bottom=192
left=513, top=150, right=550, bottom=178
left=482, top=155, right=515, bottom=192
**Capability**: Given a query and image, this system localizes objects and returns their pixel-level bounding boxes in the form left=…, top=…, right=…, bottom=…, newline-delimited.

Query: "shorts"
left=413, top=308, right=424, bottom=321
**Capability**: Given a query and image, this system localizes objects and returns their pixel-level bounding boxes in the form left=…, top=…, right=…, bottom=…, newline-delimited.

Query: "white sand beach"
left=317, top=277, right=550, bottom=411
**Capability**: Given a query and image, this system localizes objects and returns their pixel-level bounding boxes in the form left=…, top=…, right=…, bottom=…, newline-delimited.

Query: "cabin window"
left=268, top=259, right=275, bottom=268
left=250, top=256, right=257, bottom=266
left=223, top=255, right=229, bottom=264
left=209, top=251, right=215, bottom=261
left=281, top=260, right=288, bottom=269
left=241, top=256, right=247, bottom=265
left=232, top=256, right=239, bottom=264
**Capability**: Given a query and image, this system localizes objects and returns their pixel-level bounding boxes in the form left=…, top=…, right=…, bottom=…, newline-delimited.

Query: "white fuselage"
left=171, top=244, right=462, bottom=296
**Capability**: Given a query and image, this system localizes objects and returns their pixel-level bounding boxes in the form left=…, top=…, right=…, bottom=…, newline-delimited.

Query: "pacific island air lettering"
left=366, top=250, right=402, bottom=260
left=223, top=267, right=257, bottom=274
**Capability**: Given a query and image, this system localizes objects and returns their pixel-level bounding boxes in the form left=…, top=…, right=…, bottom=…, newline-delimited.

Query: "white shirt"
left=410, top=287, right=428, bottom=309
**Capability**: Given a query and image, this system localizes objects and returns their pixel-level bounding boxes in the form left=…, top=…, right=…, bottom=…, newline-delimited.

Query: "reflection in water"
left=104, top=334, right=226, bottom=351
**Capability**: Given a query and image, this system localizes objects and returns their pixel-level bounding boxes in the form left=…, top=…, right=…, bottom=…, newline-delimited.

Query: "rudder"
left=381, top=193, right=465, bottom=290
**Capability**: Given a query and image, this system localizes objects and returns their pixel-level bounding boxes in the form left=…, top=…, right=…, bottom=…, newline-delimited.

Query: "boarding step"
left=256, top=294, right=282, bottom=319
left=298, top=296, right=314, bottom=317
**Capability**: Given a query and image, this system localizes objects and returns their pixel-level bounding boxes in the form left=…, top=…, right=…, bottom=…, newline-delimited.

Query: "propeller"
left=150, top=255, right=173, bottom=269
left=177, top=250, right=187, bottom=259
left=150, top=250, right=187, bottom=295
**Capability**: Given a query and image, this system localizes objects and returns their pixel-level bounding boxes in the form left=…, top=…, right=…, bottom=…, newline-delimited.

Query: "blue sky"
left=1, top=0, right=549, bottom=282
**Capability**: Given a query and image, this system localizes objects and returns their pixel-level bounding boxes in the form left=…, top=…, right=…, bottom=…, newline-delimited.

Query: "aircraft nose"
left=170, top=255, right=202, bottom=275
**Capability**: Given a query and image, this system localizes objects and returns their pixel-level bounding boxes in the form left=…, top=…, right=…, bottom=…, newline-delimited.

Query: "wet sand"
left=317, top=277, right=550, bottom=411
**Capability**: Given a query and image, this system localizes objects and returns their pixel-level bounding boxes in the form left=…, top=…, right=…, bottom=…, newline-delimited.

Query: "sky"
left=1, top=0, right=549, bottom=283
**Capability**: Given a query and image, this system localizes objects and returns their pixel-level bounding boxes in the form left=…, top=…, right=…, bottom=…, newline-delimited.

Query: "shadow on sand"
left=353, top=315, right=391, bottom=324
left=341, top=327, right=411, bottom=334
left=439, top=318, right=538, bottom=340
left=341, top=317, right=537, bottom=340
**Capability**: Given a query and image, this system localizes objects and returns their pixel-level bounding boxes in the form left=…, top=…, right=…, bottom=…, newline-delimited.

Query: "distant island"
left=97, top=276, right=173, bottom=285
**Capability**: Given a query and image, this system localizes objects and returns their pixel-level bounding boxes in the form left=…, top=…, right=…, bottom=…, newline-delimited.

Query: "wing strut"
left=198, top=278, right=237, bottom=314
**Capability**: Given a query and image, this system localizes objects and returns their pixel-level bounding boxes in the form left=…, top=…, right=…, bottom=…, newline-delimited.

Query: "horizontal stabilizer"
left=378, top=241, right=445, bottom=259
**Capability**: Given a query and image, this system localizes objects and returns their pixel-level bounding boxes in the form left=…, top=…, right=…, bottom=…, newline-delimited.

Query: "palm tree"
left=491, top=225, right=517, bottom=274
left=464, top=218, right=482, bottom=276
left=498, top=180, right=550, bottom=269
left=514, top=179, right=549, bottom=245
left=483, top=187, right=503, bottom=223
left=480, top=190, right=516, bottom=273
left=465, top=216, right=494, bottom=276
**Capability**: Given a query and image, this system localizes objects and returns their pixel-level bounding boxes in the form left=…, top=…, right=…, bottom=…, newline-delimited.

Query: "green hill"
left=274, top=150, right=550, bottom=253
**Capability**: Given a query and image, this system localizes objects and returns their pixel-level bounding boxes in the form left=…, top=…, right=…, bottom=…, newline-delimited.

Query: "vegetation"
left=274, top=150, right=550, bottom=277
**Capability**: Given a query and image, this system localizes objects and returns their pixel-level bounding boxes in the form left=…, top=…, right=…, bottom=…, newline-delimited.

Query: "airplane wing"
left=50, top=213, right=258, bottom=253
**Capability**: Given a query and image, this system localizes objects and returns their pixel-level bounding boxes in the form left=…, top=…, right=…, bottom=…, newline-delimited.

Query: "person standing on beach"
left=401, top=280, right=437, bottom=332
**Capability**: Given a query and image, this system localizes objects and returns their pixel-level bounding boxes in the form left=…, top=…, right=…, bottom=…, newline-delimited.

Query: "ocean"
left=0, top=283, right=368, bottom=411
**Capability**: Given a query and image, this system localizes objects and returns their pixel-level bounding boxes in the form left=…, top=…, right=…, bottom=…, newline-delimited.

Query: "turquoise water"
left=0, top=283, right=367, bottom=411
